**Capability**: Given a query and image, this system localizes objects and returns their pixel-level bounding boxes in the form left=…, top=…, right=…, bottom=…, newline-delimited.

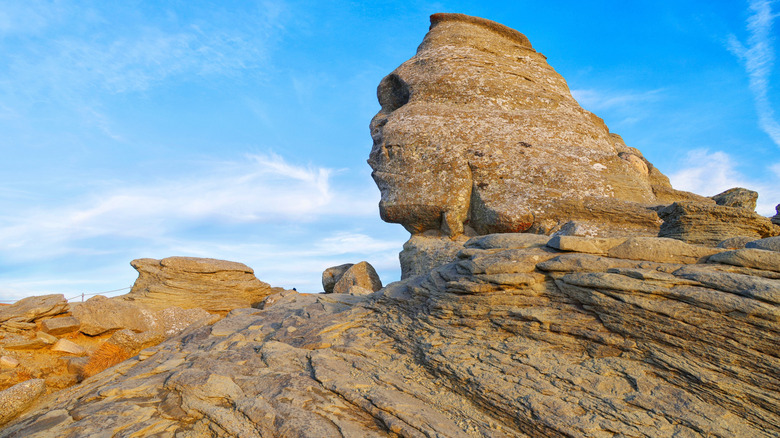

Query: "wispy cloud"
left=728, top=0, right=780, bottom=147
left=570, top=88, right=665, bottom=125
left=669, top=148, right=779, bottom=215
left=0, top=154, right=377, bottom=262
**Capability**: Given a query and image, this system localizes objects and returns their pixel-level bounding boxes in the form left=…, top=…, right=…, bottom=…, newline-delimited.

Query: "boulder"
left=322, top=263, right=354, bottom=293
left=0, top=379, right=45, bottom=427
left=122, top=257, right=277, bottom=312
left=658, top=201, right=779, bottom=246
left=399, top=234, right=469, bottom=279
left=711, top=187, right=758, bottom=210
left=40, top=316, right=80, bottom=336
left=331, top=262, right=383, bottom=295
left=0, top=294, right=69, bottom=324
left=70, top=296, right=158, bottom=336
left=746, top=236, right=780, bottom=252
left=368, top=13, right=705, bottom=238
left=772, top=204, right=780, bottom=225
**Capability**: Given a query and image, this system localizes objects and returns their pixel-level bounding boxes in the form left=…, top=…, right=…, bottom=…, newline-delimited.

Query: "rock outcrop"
left=711, top=187, right=758, bottom=210
left=658, top=201, right=779, bottom=246
left=122, top=257, right=279, bottom=312
left=3, top=234, right=778, bottom=437
left=323, top=262, right=384, bottom=295
left=368, top=13, right=704, bottom=239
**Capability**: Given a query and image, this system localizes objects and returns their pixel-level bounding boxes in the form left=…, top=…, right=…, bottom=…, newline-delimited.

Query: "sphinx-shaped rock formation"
left=121, top=257, right=280, bottom=312
left=368, top=13, right=704, bottom=239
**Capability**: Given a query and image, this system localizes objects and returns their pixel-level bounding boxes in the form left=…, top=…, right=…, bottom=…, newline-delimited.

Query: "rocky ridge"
left=1, top=234, right=777, bottom=437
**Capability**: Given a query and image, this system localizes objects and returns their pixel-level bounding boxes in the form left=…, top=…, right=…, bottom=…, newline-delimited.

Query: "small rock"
left=52, top=339, right=87, bottom=355
left=711, top=187, right=758, bottom=210
left=35, top=331, right=57, bottom=345
left=0, top=356, right=19, bottom=368
left=717, top=236, right=755, bottom=249
left=400, top=234, right=470, bottom=279
left=0, top=318, right=37, bottom=333
left=332, top=262, right=383, bottom=295
left=41, top=316, right=81, bottom=336
left=0, top=378, right=46, bottom=426
left=156, top=307, right=211, bottom=337
left=64, top=356, right=89, bottom=374
left=745, top=236, right=780, bottom=252
left=322, top=263, right=354, bottom=293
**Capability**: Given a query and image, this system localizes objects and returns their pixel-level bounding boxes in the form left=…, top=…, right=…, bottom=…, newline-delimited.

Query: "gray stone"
left=71, top=295, right=159, bottom=336
left=322, top=263, right=353, bottom=293
left=40, top=316, right=80, bottom=336
left=464, top=233, right=550, bottom=250
left=746, top=236, right=780, bottom=252
left=708, top=248, right=780, bottom=272
left=0, top=379, right=46, bottom=426
left=717, top=236, right=755, bottom=249
left=547, top=235, right=625, bottom=255
left=658, top=201, right=779, bottom=246
left=772, top=204, right=780, bottom=225
left=0, top=294, right=69, bottom=324
left=608, top=236, right=721, bottom=264
left=332, top=262, right=383, bottom=295
left=400, top=234, right=469, bottom=279
left=711, top=187, right=758, bottom=210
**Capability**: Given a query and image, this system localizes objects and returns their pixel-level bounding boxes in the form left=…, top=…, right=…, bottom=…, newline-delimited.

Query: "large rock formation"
left=2, top=234, right=778, bottom=437
left=121, top=257, right=279, bottom=312
left=368, top=13, right=704, bottom=239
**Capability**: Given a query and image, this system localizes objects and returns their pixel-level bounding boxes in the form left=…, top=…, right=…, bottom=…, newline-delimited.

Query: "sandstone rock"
left=708, top=248, right=780, bottom=272
left=608, top=236, right=722, bottom=264
left=51, top=339, right=86, bottom=355
left=0, top=294, right=68, bottom=324
left=716, top=236, right=755, bottom=249
left=3, top=336, right=49, bottom=350
left=64, top=357, right=89, bottom=375
left=332, top=261, right=383, bottom=295
left=746, top=236, right=780, bottom=252
left=35, top=331, right=57, bottom=345
left=399, top=234, right=469, bottom=279
left=0, top=356, right=19, bottom=369
left=0, top=318, right=36, bottom=333
left=40, top=317, right=80, bottom=336
left=71, top=296, right=158, bottom=336
left=711, top=187, right=758, bottom=210
left=547, top=235, right=625, bottom=255
left=658, top=201, right=779, bottom=246
left=0, top=379, right=45, bottom=427
left=122, top=257, right=276, bottom=312
left=322, top=263, right=353, bottom=293
left=155, top=307, right=211, bottom=336
left=368, top=13, right=705, bottom=238
left=464, top=232, right=549, bottom=250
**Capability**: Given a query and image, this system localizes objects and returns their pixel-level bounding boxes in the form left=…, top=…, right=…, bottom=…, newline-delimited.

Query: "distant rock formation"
left=3, top=233, right=778, bottom=436
left=368, top=13, right=704, bottom=239
left=122, top=257, right=280, bottom=312
left=658, top=201, right=779, bottom=246
left=322, top=261, right=383, bottom=295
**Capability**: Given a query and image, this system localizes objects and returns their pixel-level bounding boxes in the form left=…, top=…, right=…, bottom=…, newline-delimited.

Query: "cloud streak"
left=0, top=154, right=377, bottom=262
left=728, top=0, right=780, bottom=147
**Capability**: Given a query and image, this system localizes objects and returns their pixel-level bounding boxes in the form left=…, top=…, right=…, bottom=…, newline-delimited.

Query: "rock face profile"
left=122, top=257, right=279, bottom=312
left=368, top=13, right=704, bottom=239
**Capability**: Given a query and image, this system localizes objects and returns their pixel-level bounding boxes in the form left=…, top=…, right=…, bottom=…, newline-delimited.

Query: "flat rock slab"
left=659, top=201, right=779, bottom=246
left=708, top=248, right=780, bottom=272
left=608, top=237, right=721, bottom=264
left=746, top=236, right=780, bottom=252
left=51, top=339, right=87, bottom=355
left=71, top=296, right=158, bottom=336
left=0, top=379, right=45, bottom=427
left=0, top=294, right=68, bottom=324
left=547, top=235, right=625, bottom=255
left=40, top=316, right=80, bottom=336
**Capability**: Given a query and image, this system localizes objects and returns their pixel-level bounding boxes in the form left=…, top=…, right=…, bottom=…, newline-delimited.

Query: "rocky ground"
left=1, top=234, right=777, bottom=437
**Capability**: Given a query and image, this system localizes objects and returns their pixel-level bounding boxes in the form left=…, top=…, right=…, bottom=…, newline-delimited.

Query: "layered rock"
left=122, top=257, right=279, bottom=312
left=368, top=13, right=704, bottom=239
left=658, top=201, right=779, bottom=246
left=3, top=234, right=778, bottom=437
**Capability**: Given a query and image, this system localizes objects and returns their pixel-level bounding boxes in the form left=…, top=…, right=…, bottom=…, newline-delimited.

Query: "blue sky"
left=1, top=0, right=778, bottom=301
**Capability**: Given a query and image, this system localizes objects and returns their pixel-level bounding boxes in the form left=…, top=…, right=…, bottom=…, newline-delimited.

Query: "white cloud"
left=728, top=0, right=780, bottom=148
left=669, top=148, right=779, bottom=215
left=571, top=88, right=664, bottom=112
left=0, top=153, right=378, bottom=262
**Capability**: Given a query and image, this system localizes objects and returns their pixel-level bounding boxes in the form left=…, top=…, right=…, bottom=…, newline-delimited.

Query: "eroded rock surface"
left=658, top=201, right=779, bottom=246
left=122, top=257, right=279, bottom=312
left=3, top=235, right=777, bottom=437
left=368, top=13, right=704, bottom=238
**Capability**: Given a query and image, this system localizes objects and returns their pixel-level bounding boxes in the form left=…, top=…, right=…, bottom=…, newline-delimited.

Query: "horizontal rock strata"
left=3, top=234, right=777, bottom=437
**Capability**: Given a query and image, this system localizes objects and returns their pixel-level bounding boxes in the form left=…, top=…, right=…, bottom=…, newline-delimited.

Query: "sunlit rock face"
left=368, top=13, right=704, bottom=238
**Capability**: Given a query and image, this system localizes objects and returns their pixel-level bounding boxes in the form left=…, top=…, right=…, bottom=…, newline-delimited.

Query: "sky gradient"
left=1, top=0, right=779, bottom=301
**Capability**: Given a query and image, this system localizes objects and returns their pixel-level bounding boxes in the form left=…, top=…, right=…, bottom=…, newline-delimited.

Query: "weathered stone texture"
left=368, top=13, right=704, bottom=238
left=331, top=261, right=383, bottom=295
left=0, top=295, right=68, bottom=324
left=658, top=201, right=779, bottom=246
left=122, top=256, right=278, bottom=312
